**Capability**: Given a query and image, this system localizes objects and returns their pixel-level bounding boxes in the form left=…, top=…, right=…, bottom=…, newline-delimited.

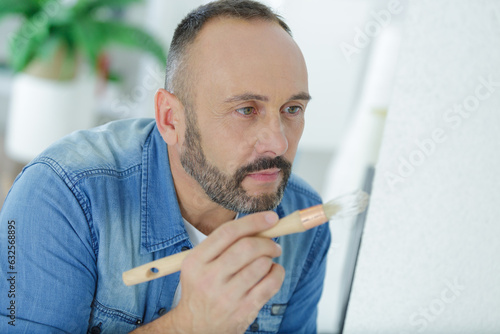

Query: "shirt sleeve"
left=0, top=162, right=96, bottom=333
left=278, top=222, right=331, bottom=333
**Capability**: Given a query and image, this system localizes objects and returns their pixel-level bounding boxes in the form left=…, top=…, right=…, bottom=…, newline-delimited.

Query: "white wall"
left=319, top=20, right=404, bottom=333
left=282, top=0, right=372, bottom=151
left=344, top=1, right=500, bottom=333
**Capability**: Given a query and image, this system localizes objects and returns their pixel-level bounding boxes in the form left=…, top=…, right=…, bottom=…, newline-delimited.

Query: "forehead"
left=187, top=17, right=308, bottom=102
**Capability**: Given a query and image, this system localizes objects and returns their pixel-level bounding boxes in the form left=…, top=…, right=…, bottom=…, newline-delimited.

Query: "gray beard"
left=179, top=110, right=291, bottom=213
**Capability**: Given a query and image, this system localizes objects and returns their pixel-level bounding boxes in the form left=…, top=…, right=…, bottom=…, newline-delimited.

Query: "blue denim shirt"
left=0, top=118, right=330, bottom=333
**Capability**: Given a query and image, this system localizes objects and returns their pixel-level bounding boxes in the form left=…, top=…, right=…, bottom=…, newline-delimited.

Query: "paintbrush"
left=122, top=189, right=369, bottom=286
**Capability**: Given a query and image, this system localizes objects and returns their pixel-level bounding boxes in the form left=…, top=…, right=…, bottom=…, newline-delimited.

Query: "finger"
left=191, top=211, right=279, bottom=263
left=215, top=237, right=281, bottom=277
left=180, top=239, right=280, bottom=302
left=226, top=256, right=274, bottom=299
left=241, top=263, right=285, bottom=314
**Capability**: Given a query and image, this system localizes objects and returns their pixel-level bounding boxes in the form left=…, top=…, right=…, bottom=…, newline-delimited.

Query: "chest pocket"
left=87, top=299, right=143, bottom=333
left=245, top=302, right=288, bottom=333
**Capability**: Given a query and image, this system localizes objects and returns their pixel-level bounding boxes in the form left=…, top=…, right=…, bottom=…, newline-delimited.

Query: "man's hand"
left=133, top=211, right=285, bottom=334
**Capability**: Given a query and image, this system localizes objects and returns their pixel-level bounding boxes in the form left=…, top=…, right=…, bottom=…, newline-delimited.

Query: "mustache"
left=234, top=156, right=292, bottom=185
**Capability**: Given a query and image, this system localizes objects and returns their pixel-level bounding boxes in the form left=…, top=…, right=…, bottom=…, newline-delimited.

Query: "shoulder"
left=28, top=118, right=157, bottom=177
left=279, top=173, right=323, bottom=214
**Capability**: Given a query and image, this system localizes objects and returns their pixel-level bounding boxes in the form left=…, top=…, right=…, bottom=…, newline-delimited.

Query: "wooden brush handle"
left=123, top=211, right=306, bottom=286
left=258, top=211, right=303, bottom=238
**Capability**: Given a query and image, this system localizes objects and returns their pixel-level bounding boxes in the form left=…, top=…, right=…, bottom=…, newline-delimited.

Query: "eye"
left=235, top=106, right=256, bottom=116
left=283, top=106, right=302, bottom=115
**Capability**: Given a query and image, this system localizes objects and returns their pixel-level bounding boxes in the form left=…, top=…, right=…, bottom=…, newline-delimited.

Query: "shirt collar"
left=140, top=126, right=188, bottom=254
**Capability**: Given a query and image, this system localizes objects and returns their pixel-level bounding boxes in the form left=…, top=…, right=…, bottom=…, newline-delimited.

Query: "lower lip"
left=247, top=171, right=280, bottom=182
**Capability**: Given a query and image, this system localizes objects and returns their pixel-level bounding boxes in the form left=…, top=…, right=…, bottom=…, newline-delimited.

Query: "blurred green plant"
left=0, top=0, right=166, bottom=79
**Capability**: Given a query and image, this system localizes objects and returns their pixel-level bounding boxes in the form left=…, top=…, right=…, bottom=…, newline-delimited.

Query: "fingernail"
left=265, top=212, right=278, bottom=224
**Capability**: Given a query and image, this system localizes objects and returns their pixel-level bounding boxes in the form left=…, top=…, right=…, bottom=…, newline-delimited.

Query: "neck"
left=168, top=147, right=236, bottom=235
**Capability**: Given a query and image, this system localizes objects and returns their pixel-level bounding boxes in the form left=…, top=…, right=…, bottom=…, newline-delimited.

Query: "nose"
left=254, top=114, right=288, bottom=157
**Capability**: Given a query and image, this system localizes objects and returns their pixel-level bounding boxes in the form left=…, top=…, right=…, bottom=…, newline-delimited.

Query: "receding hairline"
left=186, top=15, right=294, bottom=62
left=165, top=0, right=292, bottom=102
left=166, top=16, right=293, bottom=109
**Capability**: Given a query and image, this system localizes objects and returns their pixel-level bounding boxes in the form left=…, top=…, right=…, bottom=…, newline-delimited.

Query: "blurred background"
left=0, top=0, right=405, bottom=332
left=0, top=0, right=401, bottom=196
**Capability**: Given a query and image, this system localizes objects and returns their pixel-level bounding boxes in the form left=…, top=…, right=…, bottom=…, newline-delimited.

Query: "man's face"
left=179, top=18, right=309, bottom=213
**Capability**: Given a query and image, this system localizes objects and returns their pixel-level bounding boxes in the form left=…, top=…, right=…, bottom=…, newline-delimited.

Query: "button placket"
left=90, top=323, right=102, bottom=334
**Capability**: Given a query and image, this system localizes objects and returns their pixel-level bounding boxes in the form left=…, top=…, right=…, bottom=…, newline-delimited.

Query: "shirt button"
left=181, top=246, right=190, bottom=251
left=158, top=308, right=167, bottom=316
left=250, top=321, right=259, bottom=332
left=90, top=326, right=101, bottom=334
left=135, top=319, right=142, bottom=325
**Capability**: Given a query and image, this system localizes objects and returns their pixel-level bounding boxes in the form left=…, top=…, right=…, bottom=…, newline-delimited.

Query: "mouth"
left=246, top=168, right=281, bottom=182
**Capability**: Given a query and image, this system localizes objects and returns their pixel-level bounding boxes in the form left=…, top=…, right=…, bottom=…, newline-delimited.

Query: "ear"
left=155, top=88, right=183, bottom=145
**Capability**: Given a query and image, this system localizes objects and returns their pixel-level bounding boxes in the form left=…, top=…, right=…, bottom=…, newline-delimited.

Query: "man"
left=0, top=0, right=330, bottom=333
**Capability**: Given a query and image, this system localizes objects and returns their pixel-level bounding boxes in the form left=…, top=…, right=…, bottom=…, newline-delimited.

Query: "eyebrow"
left=289, top=92, right=312, bottom=102
left=224, top=92, right=312, bottom=104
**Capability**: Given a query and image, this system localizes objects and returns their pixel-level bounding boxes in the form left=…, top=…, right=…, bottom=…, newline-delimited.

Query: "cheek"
left=284, top=118, right=304, bottom=155
left=201, top=123, right=254, bottom=172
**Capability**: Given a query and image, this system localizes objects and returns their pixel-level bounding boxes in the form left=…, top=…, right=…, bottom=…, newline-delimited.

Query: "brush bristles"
left=323, top=189, right=370, bottom=219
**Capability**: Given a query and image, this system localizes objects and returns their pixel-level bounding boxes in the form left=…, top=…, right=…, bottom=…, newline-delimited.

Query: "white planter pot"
left=5, top=71, right=97, bottom=163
